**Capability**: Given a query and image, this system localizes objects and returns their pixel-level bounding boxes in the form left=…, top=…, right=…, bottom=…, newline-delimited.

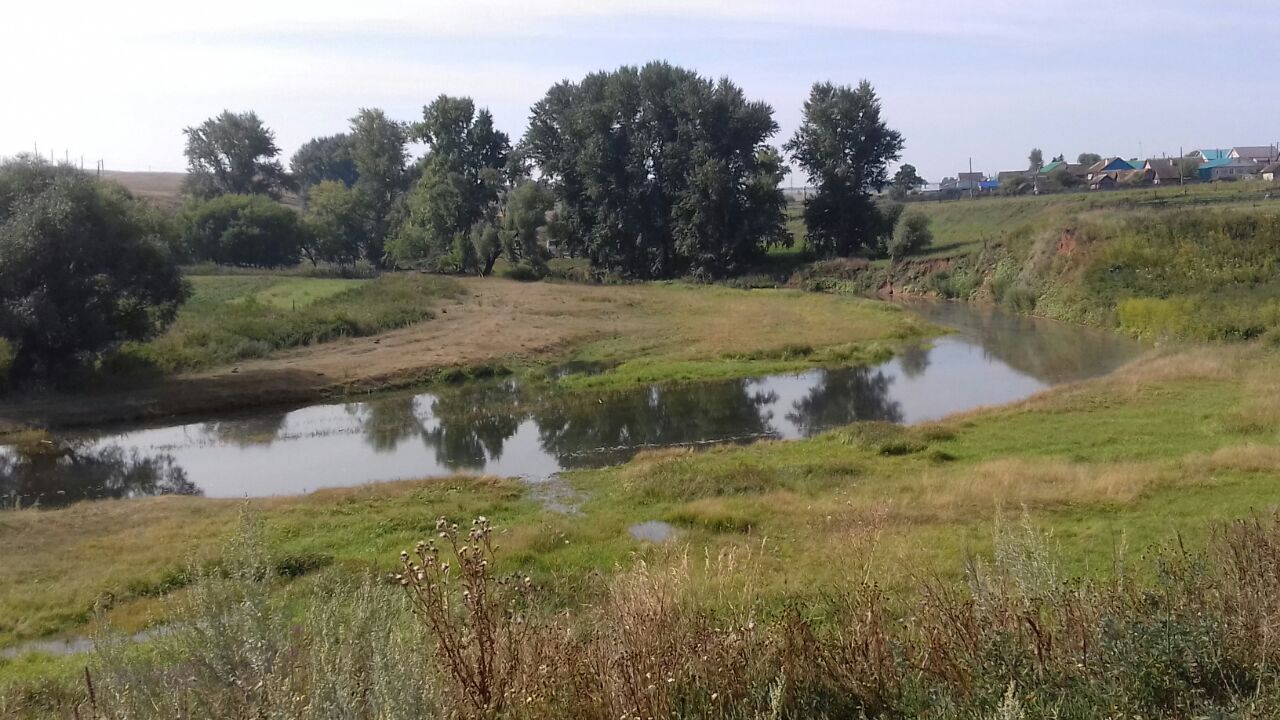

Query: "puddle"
left=629, top=520, right=678, bottom=543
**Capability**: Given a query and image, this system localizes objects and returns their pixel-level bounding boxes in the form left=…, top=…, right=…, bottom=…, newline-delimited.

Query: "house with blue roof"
left=1197, top=157, right=1259, bottom=181
left=1189, top=149, right=1230, bottom=162
left=1086, top=157, right=1138, bottom=179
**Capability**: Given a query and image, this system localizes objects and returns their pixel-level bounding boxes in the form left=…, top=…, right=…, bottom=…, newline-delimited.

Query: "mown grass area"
left=555, top=284, right=933, bottom=390
left=3, top=345, right=1278, bottom=670
left=110, top=274, right=461, bottom=373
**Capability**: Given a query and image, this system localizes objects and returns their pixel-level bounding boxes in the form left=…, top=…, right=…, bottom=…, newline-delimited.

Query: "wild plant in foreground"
left=397, top=517, right=532, bottom=720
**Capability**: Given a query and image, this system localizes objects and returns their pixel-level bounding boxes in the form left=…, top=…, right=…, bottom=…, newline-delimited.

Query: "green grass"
left=110, top=274, right=461, bottom=373
left=552, top=284, right=934, bottom=391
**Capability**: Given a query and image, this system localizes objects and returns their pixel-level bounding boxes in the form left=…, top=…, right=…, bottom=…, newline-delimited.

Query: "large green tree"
left=348, top=109, right=410, bottom=265
left=0, top=156, right=188, bottom=379
left=182, top=111, right=290, bottom=199
left=291, top=134, right=359, bottom=195
left=524, top=62, right=787, bottom=278
left=785, top=80, right=904, bottom=257
left=390, top=96, right=511, bottom=270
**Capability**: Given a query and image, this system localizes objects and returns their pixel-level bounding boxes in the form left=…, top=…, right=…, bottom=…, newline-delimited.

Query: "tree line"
left=177, top=63, right=917, bottom=278
left=1, top=61, right=923, bottom=385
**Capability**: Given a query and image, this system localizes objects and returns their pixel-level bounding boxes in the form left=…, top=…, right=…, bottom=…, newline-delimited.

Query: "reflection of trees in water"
left=786, top=368, right=902, bottom=436
left=897, top=344, right=931, bottom=379
left=534, top=380, right=777, bottom=469
left=201, top=412, right=290, bottom=447
left=421, top=383, right=525, bottom=470
left=356, top=396, right=428, bottom=452
left=0, top=442, right=198, bottom=509
left=907, top=302, right=1141, bottom=384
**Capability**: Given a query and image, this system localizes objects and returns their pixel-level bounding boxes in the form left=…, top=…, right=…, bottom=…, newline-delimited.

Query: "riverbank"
left=0, top=278, right=932, bottom=438
left=795, top=191, right=1280, bottom=344
left=3, top=340, right=1276, bottom=650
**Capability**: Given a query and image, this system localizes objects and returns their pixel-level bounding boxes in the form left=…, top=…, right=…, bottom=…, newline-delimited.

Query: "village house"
left=1144, top=158, right=1196, bottom=185
left=1086, top=157, right=1138, bottom=180
left=1188, top=149, right=1230, bottom=162
left=1229, top=146, right=1279, bottom=166
left=1260, top=162, right=1280, bottom=182
left=1197, top=157, right=1259, bottom=181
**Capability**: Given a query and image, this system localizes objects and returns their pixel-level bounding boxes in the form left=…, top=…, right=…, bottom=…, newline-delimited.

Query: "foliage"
left=0, top=156, right=188, bottom=379
left=887, top=212, right=933, bottom=259
left=290, top=134, right=359, bottom=194
left=1077, top=152, right=1102, bottom=165
left=389, top=96, right=511, bottom=271
left=180, top=194, right=309, bottom=268
left=785, top=80, right=904, bottom=257
left=1028, top=148, right=1043, bottom=170
left=524, top=62, right=788, bottom=278
left=302, top=180, right=371, bottom=266
left=182, top=111, right=290, bottom=199
left=348, top=108, right=411, bottom=265
left=890, top=163, right=925, bottom=199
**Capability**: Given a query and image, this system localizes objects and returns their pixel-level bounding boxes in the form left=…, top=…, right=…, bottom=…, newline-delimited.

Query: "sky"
left=4, top=0, right=1278, bottom=183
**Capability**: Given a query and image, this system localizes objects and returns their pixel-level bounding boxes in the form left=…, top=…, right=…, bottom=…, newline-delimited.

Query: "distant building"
left=1089, top=173, right=1118, bottom=190
left=1144, top=158, right=1195, bottom=185
left=1230, top=146, right=1278, bottom=165
left=1262, top=163, right=1280, bottom=182
left=1086, top=157, right=1138, bottom=179
left=956, top=171, right=985, bottom=191
left=997, top=170, right=1031, bottom=183
left=1189, top=149, right=1230, bottom=162
left=1198, top=157, right=1259, bottom=181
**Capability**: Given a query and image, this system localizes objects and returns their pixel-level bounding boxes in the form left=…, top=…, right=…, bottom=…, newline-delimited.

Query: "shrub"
left=887, top=211, right=933, bottom=259
left=181, top=194, right=309, bottom=268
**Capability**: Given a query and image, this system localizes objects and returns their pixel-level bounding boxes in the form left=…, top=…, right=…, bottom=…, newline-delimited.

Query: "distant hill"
left=98, top=170, right=187, bottom=208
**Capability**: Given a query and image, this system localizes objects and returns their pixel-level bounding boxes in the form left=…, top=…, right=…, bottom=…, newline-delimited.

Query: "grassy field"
left=4, top=343, right=1279, bottom=699
left=110, top=274, right=461, bottom=374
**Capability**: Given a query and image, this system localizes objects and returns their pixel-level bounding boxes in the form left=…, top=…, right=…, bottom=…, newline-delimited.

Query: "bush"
left=887, top=212, right=933, bottom=259
left=181, top=194, right=309, bottom=268
left=0, top=156, right=189, bottom=379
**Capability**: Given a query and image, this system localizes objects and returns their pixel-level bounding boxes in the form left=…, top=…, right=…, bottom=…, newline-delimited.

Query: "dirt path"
left=0, top=278, right=645, bottom=432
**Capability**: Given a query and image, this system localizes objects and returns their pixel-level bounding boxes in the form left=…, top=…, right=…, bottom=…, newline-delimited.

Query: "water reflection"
left=0, top=302, right=1144, bottom=505
left=0, top=441, right=199, bottom=508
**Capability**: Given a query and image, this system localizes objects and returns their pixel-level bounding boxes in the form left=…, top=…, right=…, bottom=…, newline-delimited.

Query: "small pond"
left=0, top=302, right=1144, bottom=507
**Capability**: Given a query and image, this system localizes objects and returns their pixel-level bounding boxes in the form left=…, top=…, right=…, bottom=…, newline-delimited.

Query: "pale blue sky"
left=4, top=0, right=1277, bottom=182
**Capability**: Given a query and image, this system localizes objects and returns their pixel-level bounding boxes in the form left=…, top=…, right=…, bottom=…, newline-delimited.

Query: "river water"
left=0, top=302, right=1143, bottom=507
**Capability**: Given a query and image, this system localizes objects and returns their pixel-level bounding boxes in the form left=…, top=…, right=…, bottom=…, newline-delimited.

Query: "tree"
left=887, top=212, right=933, bottom=259
left=348, top=109, right=410, bottom=265
left=1042, top=166, right=1084, bottom=191
left=1077, top=152, right=1103, bottom=165
left=0, top=156, right=188, bottom=379
left=472, top=179, right=558, bottom=275
left=302, top=181, right=371, bottom=266
left=524, top=63, right=788, bottom=278
left=182, top=111, right=290, bottom=199
left=1028, top=148, right=1044, bottom=171
left=784, top=80, right=904, bottom=257
left=182, top=195, right=308, bottom=268
left=390, top=96, right=511, bottom=270
left=291, top=134, right=359, bottom=195
left=1051, top=154, right=1065, bottom=163
left=890, top=163, right=925, bottom=199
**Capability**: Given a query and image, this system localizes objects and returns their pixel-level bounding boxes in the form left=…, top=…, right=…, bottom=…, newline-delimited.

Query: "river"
left=0, top=302, right=1143, bottom=508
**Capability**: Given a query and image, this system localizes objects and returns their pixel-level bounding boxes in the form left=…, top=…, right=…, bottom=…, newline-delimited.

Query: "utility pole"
left=1180, top=145, right=1186, bottom=194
